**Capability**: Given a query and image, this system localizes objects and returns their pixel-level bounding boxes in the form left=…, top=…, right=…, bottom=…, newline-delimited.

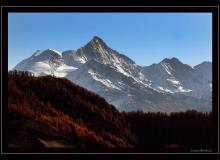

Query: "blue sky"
left=8, top=13, right=212, bottom=70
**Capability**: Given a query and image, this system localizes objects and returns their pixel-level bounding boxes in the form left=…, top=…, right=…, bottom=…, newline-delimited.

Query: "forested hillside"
left=7, top=71, right=212, bottom=152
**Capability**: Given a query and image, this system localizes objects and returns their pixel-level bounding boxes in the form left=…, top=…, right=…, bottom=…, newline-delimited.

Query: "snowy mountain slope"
left=194, top=61, right=212, bottom=83
left=142, top=58, right=212, bottom=100
left=66, top=60, right=200, bottom=112
left=14, top=49, right=77, bottom=77
left=73, top=36, right=143, bottom=80
left=13, top=36, right=212, bottom=112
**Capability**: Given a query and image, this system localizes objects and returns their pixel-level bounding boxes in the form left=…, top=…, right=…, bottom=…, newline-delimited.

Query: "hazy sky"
left=8, top=13, right=212, bottom=70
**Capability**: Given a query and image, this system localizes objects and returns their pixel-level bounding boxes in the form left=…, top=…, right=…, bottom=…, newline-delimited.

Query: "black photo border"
left=1, top=6, right=219, bottom=154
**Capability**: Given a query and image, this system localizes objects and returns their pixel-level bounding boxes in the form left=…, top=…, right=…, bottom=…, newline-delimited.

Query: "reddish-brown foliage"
left=8, top=71, right=136, bottom=148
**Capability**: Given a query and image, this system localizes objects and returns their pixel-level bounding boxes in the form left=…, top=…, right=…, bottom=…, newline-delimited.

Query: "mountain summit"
left=83, top=36, right=109, bottom=53
left=13, top=36, right=212, bottom=112
left=90, top=36, right=107, bottom=46
left=161, top=57, right=182, bottom=64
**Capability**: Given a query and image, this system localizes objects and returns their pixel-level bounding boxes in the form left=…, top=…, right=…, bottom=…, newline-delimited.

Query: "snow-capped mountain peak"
left=48, top=48, right=62, bottom=55
left=14, top=48, right=76, bottom=77
left=77, top=36, right=115, bottom=63
left=32, top=50, right=43, bottom=56
left=194, top=61, right=212, bottom=83
left=194, top=61, right=212, bottom=70
left=13, top=37, right=212, bottom=113
left=160, top=57, right=191, bottom=70
left=31, top=49, right=62, bottom=59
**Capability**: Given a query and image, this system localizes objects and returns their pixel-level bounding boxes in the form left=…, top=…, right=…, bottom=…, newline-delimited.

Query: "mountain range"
left=13, top=36, right=212, bottom=112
